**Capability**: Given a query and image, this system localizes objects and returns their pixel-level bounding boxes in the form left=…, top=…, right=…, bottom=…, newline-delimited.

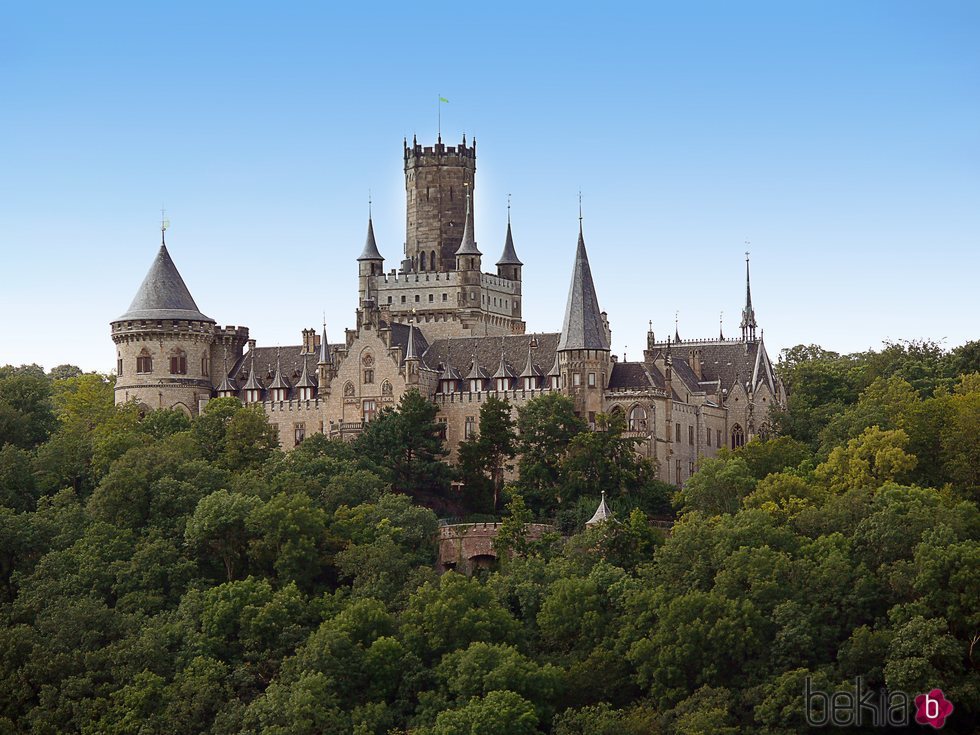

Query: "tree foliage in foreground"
left=0, top=345, right=978, bottom=733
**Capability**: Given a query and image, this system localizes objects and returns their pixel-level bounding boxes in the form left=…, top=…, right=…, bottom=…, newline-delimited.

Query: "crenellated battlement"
left=404, top=139, right=476, bottom=164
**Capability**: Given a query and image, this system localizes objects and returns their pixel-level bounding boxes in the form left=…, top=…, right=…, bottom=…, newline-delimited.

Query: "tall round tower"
left=404, top=134, right=476, bottom=273
left=110, top=231, right=216, bottom=415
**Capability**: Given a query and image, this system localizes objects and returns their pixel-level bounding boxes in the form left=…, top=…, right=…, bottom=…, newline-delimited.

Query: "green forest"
left=0, top=339, right=978, bottom=734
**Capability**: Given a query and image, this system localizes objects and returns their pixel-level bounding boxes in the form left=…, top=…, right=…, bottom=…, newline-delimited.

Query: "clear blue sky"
left=1, top=1, right=977, bottom=372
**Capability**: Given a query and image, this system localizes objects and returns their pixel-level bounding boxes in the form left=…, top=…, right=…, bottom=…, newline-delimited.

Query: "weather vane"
left=160, top=206, right=169, bottom=244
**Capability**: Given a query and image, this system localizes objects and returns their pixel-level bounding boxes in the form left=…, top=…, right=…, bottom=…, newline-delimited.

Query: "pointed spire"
left=295, top=354, right=318, bottom=389
left=674, top=311, right=681, bottom=343
left=243, top=349, right=264, bottom=392
left=455, top=191, right=481, bottom=256
left=492, top=349, right=517, bottom=380
left=405, top=323, right=419, bottom=361
left=586, top=490, right=613, bottom=527
left=357, top=209, right=384, bottom=261
left=217, top=347, right=237, bottom=394
left=557, top=211, right=609, bottom=352
left=719, top=311, right=725, bottom=341
left=520, top=341, right=543, bottom=379
left=496, top=197, right=522, bottom=266
left=465, top=356, right=489, bottom=381
left=268, top=347, right=291, bottom=390
left=740, top=250, right=758, bottom=342
left=318, top=322, right=332, bottom=365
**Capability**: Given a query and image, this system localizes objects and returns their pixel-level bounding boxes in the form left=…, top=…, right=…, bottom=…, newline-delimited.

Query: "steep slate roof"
left=557, top=226, right=609, bottom=351
left=230, top=344, right=341, bottom=388
left=385, top=321, right=430, bottom=366
left=357, top=216, right=384, bottom=261
left=294, top=355, right=318, bottom=388
left=422, top=333, right=560, bottom=376
left=586, top=491, right=613, bottom=526
left=495, top=220, right=522, bottom=266
left=116, top=244, right=214, bottom=322
left=646, top=339, right=776, bottom=394
left=608, top=362, right=656, bottom=390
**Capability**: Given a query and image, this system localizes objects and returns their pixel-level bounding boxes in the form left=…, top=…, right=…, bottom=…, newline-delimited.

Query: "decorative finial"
left=507, top=193, right=511, bottom=223
left=648, top=319, right=653, bottom=332
left=368, top=190, right=372, bottom=219
left=578, top=191, right=583, bottom=224
left=160, top=206, right=169, bottom=245
left=744, top=241, right=751, bottom=260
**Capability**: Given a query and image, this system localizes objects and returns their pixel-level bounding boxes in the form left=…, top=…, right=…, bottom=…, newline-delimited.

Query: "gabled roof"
left=116, top=244, right=214, bottom=322
left=557, top=225, right=609, bottom=351
left=495, top=220, right=522, bottom=266
left=357, top=216, right=384, bottom=261
left=608, top=362, right=655, bottom=390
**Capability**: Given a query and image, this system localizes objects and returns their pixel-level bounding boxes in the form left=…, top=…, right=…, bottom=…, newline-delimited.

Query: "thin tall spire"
left=496, top=196, right=522, bottom=266
left=318, top=320, right=332, bottom=365
left=675, top=311, right=681, bottom=343
left=740, top=249, right=758, bottom=342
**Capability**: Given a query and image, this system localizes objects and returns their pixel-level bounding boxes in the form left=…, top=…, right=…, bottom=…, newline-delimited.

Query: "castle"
left=111, top=134, right=785, bottom=486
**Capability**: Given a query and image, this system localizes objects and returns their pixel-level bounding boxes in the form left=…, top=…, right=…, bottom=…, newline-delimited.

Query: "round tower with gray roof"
left=110, top=231, right=218, bottom=415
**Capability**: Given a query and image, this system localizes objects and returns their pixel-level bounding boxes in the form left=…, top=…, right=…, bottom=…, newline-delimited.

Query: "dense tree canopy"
left=0, top=342, right=978, bottom=733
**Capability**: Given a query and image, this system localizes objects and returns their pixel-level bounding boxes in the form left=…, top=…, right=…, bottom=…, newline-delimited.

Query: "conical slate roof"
left=492, top=353, right=517, bottom=380
left=455, top=193, right=481, bottom=256
left=519, top=345, right=543, bottom=378
left=242, top=353, right=264, bottom=392
left=318, top=325, right=332, bottom=364
left=294, top=355, right=318, bottom=389
left=496, top=220, right=522, bottom=266
left=357, top=216, right=384, bottom=261
left=440, top=361, right=463, bottom=382
left=465, top=358, right=490, bottom=381
left=557, top=225, right=609, bottom=351
left=116, top=244, right=213, bottom=322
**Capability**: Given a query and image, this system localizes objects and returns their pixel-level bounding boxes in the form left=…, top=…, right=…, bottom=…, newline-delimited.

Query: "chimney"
left=688, top=349, right=703, bottom=380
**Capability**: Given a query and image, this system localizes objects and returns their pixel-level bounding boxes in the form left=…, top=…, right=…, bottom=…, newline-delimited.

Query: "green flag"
left=439, top=96, right=449, bottom=103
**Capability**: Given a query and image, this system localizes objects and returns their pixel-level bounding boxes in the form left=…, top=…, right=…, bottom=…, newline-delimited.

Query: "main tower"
left=403, top=135, right=476, bottom=273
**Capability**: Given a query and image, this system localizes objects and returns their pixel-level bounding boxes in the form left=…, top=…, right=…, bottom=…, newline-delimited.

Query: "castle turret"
left=495, top=205, right=522, bottom=282
left=404, top=134, right=476, bottom=272
left=111, top=227, right=217, bottom=415
left=557, top=215, right=610, bottom=425
left=358, top=213, right=384, bottom=307
left=317, top=323, right=334, bottom=390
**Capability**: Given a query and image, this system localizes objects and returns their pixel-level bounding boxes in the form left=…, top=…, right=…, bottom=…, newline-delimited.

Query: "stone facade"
left=111, top=134, right=786, bottom=487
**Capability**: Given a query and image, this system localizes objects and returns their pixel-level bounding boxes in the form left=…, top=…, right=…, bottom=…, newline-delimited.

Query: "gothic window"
left=381, top=380, right=392, bottom=396
left=117, top=357, right=123, bottom=376
left=675, top=423, right=681, bottom=442
left=430, top=250, right=436, bottom=270
left=343, top=381, right=355, bottom=397
left=588, top=372, right=596, bottom=387
left=437, top=417, right=448, bottom=441
left=201, top=356, right=209, bottom=376
left=362, top=400, right=377, bottom=423
left=294, top=423, right=305, bottom=445
left=419, top=255, right=425, bottom=272
left=169, top=348, right=187, bottom=375
left=675, top=460, right=683, bottom=486
left=706, top=428, right=712, bottom=447
left=717, top=429, right=722, bottom=447
left=731, top=424, right=745, bottom=449
left=464, top=416, right=476, bottom=439
left=363, top=369, right=374, bottom=384
left=628, top=405, right=647, bottom=431
left=136, top=348, right=153, bottom=374
left=689, top=425, right=695, bottom=445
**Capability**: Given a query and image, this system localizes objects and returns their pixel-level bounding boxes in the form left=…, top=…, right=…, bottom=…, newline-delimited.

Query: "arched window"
left=628, top=405, right=648, bottom=431
left=430, top=250, right=436, bottom=271
left=381, top=380, right=392, bottom=396
left=419, top=253, right=425, bottom=271
left=731, top=424, right=745, bottom=449
left=136, top=348, right=153, bottom=374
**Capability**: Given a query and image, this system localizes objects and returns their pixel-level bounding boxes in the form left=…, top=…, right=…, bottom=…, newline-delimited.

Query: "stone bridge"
left=436, top=522, right=555, bottom=574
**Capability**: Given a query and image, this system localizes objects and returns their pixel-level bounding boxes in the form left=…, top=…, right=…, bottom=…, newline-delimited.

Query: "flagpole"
left=438, top=94, right=441, bottom=143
